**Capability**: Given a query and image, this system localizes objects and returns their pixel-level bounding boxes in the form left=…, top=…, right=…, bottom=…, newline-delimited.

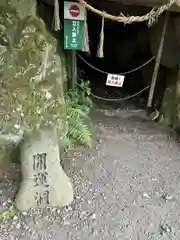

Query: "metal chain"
left=77, top=83, right=150, bottom=102
left=77, top=51, right=154, bottom=102
left=77, top=53, right=155, bottom=75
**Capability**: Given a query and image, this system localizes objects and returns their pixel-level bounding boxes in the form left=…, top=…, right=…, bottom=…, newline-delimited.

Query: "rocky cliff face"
left=0, top=0, right=67, bottom=172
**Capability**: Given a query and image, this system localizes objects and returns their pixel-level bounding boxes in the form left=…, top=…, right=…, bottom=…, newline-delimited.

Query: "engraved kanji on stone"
left=35, top=190, right=50, bottom=206
left=15, top=128, right=74, bottom=212
left=34, top=171, right=49, bottom=187
left=33, top=153, right=47, bottom=171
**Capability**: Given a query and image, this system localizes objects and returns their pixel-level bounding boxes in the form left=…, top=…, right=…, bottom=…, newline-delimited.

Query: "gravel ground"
left=1, top=105, right=180, bottom=240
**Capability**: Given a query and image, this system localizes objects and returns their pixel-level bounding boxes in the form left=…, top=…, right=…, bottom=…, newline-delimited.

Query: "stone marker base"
left=15, top=127, right=73, bottom=212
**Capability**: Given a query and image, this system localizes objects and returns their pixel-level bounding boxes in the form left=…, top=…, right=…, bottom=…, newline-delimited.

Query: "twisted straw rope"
left=76, top=0, right=178, bottom=26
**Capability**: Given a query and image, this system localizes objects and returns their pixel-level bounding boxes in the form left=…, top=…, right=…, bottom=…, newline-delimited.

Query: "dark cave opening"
left=77, top=4, right=165, bottom=109
left=37, top=0, right=167, bottom=110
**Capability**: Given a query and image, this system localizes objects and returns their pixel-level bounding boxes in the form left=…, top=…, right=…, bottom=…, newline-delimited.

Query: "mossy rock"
left=0, top=135, right=21, bottom=174
left=0, top=2, right=67, bottom=134
left=159, top=69, right=177, bottom=127
left=0, top=0, right=68, bottom=169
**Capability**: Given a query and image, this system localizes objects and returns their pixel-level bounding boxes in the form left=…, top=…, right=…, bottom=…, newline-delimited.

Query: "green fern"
left=63, top=83, right=92, bottom=150
left=67, top=112, right=92, bottom=148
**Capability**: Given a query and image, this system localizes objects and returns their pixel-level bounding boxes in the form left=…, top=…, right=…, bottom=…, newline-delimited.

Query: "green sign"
left=64, top=19, right=84, bottom=50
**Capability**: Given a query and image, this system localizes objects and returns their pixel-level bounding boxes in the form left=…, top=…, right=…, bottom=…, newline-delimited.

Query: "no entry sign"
left=69, top=5, right=80, bottom=18
left=106, top=74, right=125, bottom=87
left=64, top=2, right=85, bottom=20
left=64, top=1, right=85, bottom=50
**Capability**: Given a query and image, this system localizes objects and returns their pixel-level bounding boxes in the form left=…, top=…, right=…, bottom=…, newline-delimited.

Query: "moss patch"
left=0, top=0, right=67, bottom=168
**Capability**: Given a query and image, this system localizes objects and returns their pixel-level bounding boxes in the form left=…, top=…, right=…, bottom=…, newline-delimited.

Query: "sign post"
left=64, top=1, right=85, bottom=89
left=64, top=1, right=85, bottom=50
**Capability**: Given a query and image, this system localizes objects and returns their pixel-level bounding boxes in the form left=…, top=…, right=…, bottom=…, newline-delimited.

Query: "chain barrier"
left=77, top=53, right=155, bottom=75
left=77, top=52, right=154, bottom=102
left=78, top=83, right=150, bottom=102
left=74, top=0, right=178, bottom=101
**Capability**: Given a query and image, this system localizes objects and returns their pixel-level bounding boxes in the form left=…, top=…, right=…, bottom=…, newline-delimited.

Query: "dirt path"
left=1, top=107, right=180, bottom=240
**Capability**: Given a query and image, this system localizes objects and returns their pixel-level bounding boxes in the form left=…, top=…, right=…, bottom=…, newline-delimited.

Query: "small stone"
left=24, top=225, right=30, bottom=231
left=90, top=213, right=96, bottom=220
left=152, top=178, right=158, bottom=182
left=51, top=207, right=56, bottom=212
left=159, top=224, right=172, bottom=235
left=16, top=222, right=21, bottom=229
left=67, top=206, right=72, bottom=211
left=21, top=212, right=27, bottom=216
left=45, top=92, right=52, bottom=100
left=36, top=107, right=41, bottom=114
left=14, top=124, right=20, bottom=130
left=161, top=194, right=173, bottom=201
left=143, top=192, right=151, bottom=199
left=13, top=215, right=18, bottom=221
left=57, top=209, right=61, bottom=214
left=7, top=199, right=12, bottom=203
left=165, top=195, right=173, bottom=201
left=80, top=211, right=87, bottom=219
left=16, top=106, right=22, bottom=112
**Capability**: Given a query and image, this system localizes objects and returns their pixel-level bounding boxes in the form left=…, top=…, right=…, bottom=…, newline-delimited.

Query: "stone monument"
left=15, top=128, right=73, bottom=212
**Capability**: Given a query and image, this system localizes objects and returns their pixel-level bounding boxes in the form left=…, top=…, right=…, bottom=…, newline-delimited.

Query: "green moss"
left=0, top=2, right=67, bottom=137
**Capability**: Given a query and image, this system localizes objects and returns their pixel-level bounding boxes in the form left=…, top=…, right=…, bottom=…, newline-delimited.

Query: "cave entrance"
left=77, top=3, right=162, bottom=110
left=37, top=0, right=167, bottom=111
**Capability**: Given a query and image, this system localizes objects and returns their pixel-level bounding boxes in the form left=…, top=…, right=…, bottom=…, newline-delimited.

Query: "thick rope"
left=82, top=9, right=90, bottom=53
left=77, top=53, right=155, bottom=75
left=76, top=0, right=178, bottom=26
left=53, top=0, right=61, bottom=31
left=97, top=14, right=105, bottom=58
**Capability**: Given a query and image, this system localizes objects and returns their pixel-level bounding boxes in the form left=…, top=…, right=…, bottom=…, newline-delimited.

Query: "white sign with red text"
left=106, top=74, right=125, bottom=87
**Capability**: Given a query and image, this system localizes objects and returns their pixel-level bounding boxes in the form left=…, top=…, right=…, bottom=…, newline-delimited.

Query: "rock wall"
left=149, top=14, right=180, bottom=69
left=0, top=0, right=68, bottom=173
left=159, top=69, right=178, bottom=126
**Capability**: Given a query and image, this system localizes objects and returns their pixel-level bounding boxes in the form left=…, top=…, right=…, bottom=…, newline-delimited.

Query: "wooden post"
left=71, top=51, right=77, bottom=90
left=147, top=12, right=169, bottom=108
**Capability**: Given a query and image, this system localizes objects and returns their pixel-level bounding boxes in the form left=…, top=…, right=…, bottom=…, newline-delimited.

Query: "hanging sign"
left=106, top=74, right=125, bottom=87
left=64, top=1, right=85, bottom=50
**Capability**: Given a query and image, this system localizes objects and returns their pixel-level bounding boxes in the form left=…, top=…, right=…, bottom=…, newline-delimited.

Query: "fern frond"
left=61, top=135, right=73, bottom=151
left=62, top=81, right=93, bottom=150
left=67, top=117, right=92, bottom=148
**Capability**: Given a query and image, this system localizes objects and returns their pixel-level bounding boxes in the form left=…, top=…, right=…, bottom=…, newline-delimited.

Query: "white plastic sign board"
left=64, top=2, right=85, bottom=20
left=106, top=74, right=125, bottom=87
